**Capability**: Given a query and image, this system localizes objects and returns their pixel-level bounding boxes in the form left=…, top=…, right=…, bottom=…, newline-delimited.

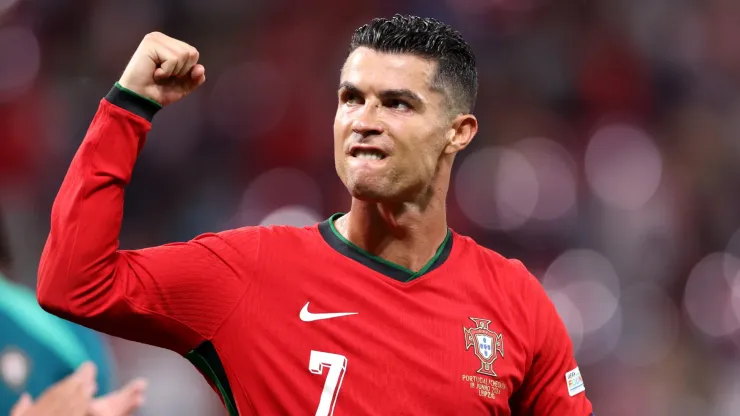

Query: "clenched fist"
left=118, top=32, right=206, bottom=107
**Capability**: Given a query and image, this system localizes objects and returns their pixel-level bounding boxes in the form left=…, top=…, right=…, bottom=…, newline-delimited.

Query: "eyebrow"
left=338, top=82, right=424, bottom=107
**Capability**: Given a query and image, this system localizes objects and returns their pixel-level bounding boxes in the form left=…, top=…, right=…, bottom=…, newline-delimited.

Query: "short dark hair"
left=348, top=14, right=478, bottom=115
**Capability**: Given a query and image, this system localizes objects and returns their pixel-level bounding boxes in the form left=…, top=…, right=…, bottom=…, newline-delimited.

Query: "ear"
left=444, top=114, right=478, bottom=155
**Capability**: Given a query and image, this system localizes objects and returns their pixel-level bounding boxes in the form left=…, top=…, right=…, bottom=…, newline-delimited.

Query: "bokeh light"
left=683, top=252, right=740, bottom=338
left=543, top=249, right=621, bottom=301
left=585, top=123, right=663, bottom=210
left=543, top=249, right=622, bottom=363
left=513, top=137, right=578, bottom=222
left=0, top=0, right=21, bottom=18
left=712, top=367, right=740, bottom=416
left=260, top=205, right=322, bottom=227
left=455, top=146, right=539, bottom=230
left=542, top=249, right=622, bottom=364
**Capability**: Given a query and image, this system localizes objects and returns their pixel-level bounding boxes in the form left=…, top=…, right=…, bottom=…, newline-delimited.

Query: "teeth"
left=355, top=150, right=384, bottom=160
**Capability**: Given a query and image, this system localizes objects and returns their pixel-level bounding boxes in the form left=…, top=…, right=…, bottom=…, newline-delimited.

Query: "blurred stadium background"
left=2, top=0, right=740, bottom=415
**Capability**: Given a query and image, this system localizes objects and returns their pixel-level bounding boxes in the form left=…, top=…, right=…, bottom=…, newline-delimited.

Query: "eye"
left=386, top=99, right=412, bottom=111
left=340, top=90, right=363, bottom=106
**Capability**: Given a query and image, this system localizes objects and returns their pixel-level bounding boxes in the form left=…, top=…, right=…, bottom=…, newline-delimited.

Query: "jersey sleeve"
left=37, top=85, right=260, bottom=355
left=509, top=262, right=594, bottom=416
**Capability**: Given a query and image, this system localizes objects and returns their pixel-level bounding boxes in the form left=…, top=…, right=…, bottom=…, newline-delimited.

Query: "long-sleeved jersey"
left=37, top=85, right=593, bottom=415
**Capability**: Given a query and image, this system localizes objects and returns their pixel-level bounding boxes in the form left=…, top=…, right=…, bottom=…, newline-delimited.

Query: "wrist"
left=114, top=82, right=162, bottom=108
left=105, top=83, right=162, bottom=121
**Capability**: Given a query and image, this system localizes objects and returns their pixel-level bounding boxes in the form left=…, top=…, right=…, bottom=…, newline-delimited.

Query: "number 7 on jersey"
left=309, top=350, right=348, bottom=416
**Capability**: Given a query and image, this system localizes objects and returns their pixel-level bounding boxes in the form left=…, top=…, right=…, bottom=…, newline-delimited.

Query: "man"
left=0, top=209, right=147, bottom=415
left=37, top=15, right=593, bottom=415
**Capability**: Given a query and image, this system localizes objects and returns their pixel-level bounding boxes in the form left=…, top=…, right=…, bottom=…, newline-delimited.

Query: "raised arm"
left=37, top=33, right=258, bottom=355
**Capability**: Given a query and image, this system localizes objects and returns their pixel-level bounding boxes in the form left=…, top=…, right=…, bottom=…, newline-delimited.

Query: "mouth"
left=349, top=146, right=387, bottom=161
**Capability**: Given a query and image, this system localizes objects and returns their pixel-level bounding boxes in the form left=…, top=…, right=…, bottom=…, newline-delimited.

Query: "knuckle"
left=144, top=31, right=162, bottom=41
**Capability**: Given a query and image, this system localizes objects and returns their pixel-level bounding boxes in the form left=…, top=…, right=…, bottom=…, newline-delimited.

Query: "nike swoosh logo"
left=299, top=302, right=358, bottom=322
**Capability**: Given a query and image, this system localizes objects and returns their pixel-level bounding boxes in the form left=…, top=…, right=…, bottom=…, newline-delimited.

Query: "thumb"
left=90, top=378, right=148, bottom=416
left=74, top=361, right=98, bottom=392
left=154, top=67, right=168, bottom=79
left=10, top=393, right=33, bottom=416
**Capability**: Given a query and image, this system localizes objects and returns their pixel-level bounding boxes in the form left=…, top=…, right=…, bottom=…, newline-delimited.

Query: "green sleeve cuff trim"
left=114, top=82, right=162, bottom=108
left=104, top=83, right=162, bottom=121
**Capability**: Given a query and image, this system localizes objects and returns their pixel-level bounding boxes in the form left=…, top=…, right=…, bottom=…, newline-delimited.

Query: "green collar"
left=318, top=213, right=453, bottom=283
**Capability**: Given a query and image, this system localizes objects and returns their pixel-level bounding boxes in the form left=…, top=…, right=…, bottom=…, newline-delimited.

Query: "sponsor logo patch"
left=565, top=366, right=585, bottom=397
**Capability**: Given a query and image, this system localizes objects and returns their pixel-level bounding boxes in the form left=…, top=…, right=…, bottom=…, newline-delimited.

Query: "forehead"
left=340, top=47, right=437, bottom=94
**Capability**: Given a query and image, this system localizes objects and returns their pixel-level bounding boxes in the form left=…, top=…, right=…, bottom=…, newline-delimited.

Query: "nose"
left=351, top=103, right=384, bottom=138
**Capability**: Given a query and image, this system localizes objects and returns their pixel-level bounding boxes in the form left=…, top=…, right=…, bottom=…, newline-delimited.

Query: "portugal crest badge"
left=463, top=317, right=504, bottom=377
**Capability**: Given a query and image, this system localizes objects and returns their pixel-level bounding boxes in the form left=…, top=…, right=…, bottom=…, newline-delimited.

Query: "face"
left=334, top=48, right=461, bottom=203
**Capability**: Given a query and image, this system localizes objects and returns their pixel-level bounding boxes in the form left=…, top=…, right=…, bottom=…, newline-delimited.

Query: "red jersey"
left=37, top=86, right=594, bottom=415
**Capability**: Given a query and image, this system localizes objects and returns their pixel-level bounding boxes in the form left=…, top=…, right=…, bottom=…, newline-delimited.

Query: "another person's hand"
left=87, top=378, right=147, bottom=416
left=10, top=362, right=97, bottom=416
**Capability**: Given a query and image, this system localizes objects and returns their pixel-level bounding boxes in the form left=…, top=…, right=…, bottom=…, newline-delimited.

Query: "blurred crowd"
left=2, top=0, right=740, bottom=415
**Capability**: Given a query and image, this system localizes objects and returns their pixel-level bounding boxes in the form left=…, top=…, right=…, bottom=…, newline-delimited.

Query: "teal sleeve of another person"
left=0, top=275, right=117, bottom=415
left=64, top=318, right=117, bottom=393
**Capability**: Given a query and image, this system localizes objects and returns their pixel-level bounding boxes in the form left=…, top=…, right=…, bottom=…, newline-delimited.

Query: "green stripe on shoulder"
left=0, top=276, right=88, bottom=370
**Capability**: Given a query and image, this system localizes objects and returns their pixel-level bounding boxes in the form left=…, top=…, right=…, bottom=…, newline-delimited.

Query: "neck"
left=335, top=189, right=449, bottom=273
